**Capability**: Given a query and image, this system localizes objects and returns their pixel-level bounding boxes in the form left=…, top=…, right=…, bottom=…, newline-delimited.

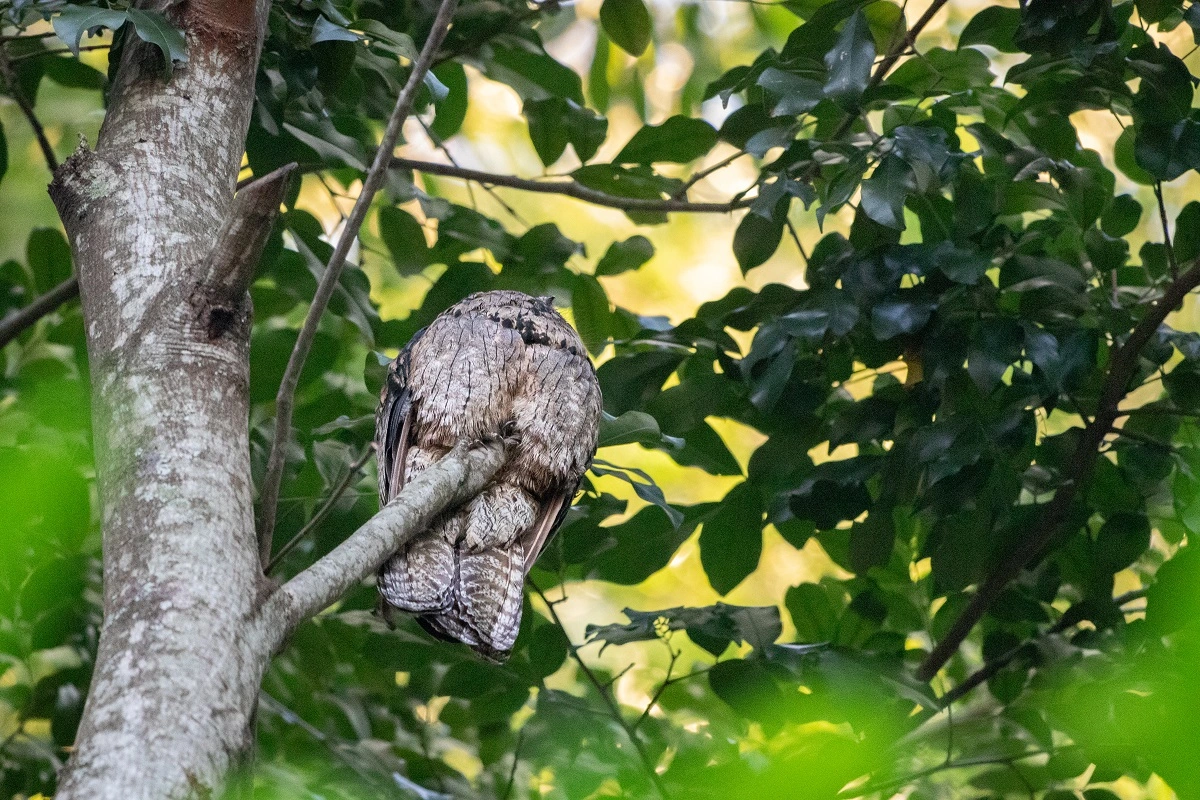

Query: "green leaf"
left=1135, top=115, right=1200, bottom=181
left=870, top=296, right=934, bottom=340
left=377, top=207, right=431, bottom=276
left=125, top=8, right=188, bottom=71
left=590, top=459, right=682, bottom=528
left=599, top=0, right=653, bottom=57
left=53, top=6, right=129, bottom=58
left=1095, top=512, right=1151, bottom=572
left=959, top=6, right=1022, bottom=53
left=823, top=10, right=875, bottom=105
left=860, top=156, right=910, bottom=230
left=27, top=229, right=73, bottom=294
left=1172, top=201, right=1200, bottom=263
left=0, top=122, right=7, bottom=186
left=1115, top=126, right=1156, bottom=185
left=733, top=207, right=786, bottom=274
left=525, top=98, right=608, bottom=166
left=311, top=15, right=360, bottom=44
left=429, top=62, right=469, bottom=140
left=571, top=274, right=613, bottom=355
left=615, top=116, right=717, bottom=165
left=786, top=583, right=840, bottom=643
left=41, top=56, right=106, bottom=90
left=1101, top=194, right=1143, bottom=238
left=699, top=482, right=764, bottom=595
left=756, top=67, right=824, bottom=117
left=595, top=236, right=653, bottom=276
left=887, top=47, right=993, bottom=96
left=597, top=410, right=681, bottom=449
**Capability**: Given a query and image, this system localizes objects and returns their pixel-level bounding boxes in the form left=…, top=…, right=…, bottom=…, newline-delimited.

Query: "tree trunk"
left=48, top=2, right=271, bottom=796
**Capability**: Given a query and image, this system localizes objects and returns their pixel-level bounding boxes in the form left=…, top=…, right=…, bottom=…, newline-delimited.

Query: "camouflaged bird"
left=375, top=290, right=602, bottom=662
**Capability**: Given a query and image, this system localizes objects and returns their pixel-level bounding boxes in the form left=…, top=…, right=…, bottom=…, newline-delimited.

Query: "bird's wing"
left=375, top=331, right=423, bottom=505
left=520, top=482, right=578, bottom=574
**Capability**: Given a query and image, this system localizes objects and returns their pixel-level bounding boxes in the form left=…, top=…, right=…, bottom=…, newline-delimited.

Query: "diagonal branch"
left=256, top=0, right=460, bottom=562
left=257, top=440, right=504, bottom=645
left=529, top=579, right=670, bottom=799
left=0, top=44, right=58, bottom=171
left=917, top=261, right=1200, bottom=682
left=0, top=276, right=79, bottom=349
left=266, top=444, right=374, bottom=575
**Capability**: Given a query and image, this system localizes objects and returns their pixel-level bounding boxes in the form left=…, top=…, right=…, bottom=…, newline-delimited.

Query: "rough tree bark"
left=44, top=1, right=493, bottom=797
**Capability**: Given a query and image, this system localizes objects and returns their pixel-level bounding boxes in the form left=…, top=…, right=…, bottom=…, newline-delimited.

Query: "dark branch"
left=266, top=445, right=373, bottom=575
left=1154, top=182, right=1180, bottom=280
left=392, top=157, right=750, bottom=213
left=0, top=45, right=58, bottom=171
left=256, top=0, right=460, bottom=562
left=0, top=277, right=80, bottom=349
left=917, top=261, right=1200, bottom=682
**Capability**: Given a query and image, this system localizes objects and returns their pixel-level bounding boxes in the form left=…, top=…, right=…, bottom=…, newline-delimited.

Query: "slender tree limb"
left=0, top=276, right=79, bottom=349
left=529, top=579, right=670, bottom=800
left=866, top=0, right=951, bottom=94
left=391, top=157, right=752, bottom=213
left=938, top=587, right=1151, bottom=708
left=7, top=44, right=111, bottom=64
left=259, top=440, right=503, bottom=643
left=917, top=261, right=1200, bottom=682
left=266, top=445, right=374, bottom=575
left=0, top=45, right=58, bottom=171
left=1154, top=182, right=1180, bottom=280
left=257, top=0, right=460, bottom=561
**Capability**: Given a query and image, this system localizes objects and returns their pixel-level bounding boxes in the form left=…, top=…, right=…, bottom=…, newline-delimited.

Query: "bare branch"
left=259, top=440, right=504, bottom=642
left=257, top=0, right=460, bottom=561
left=392, top=157, right=750, bottom=214
left=1154, top=182, right=1180, bottom=280
left=917, top=261, right=1200, bottom=682
left=865, top=0, right=951, bottom=94
left=0, top=44, right=58, bottom=171
left=0, top=276, right=79, bottom=349
left=266, top=445, right=374, bottom=575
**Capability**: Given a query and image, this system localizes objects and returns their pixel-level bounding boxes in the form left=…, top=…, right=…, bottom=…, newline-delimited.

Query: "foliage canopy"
left=2, top=0, right=1200, bottom=797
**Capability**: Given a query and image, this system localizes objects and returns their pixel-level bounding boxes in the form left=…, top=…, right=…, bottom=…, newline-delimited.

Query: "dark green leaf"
left=823, top=10, right=875, bottom=105
left=125, top=8, right=188, bottom=71
left=595, top=235, right=654, bottom=276
left=53, top=7, right=129, bottom=58
left=699, top=482, right=764, bottom=595
left=599, top=0, right=653, bottom=57
left=27, top=229, right=73, bottom=294
left=615, top=116, right=717, bottom=165
left=377, top=207, right=431, bottom=276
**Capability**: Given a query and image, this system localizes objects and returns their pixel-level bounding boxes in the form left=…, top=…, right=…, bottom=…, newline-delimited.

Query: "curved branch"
left=258, top=440, right=504, bottom=645
left=0, top=44, right=59, bottom=171
left=0, top=276, right=80, bottom=349
left=917, top=262, right=1200, bottom=682
left=391, top=158, right=752, bottom=214
left=256, top=0, right=460, bottom=561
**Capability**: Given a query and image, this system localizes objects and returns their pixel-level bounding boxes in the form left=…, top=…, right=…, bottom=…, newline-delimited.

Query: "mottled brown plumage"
left=375, top=290, right=602, bottom=662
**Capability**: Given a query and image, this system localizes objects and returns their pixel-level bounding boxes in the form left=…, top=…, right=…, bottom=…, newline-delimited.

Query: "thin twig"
left=845, top=750, right=1050, bottom=798
left=257, top=0, right=461, bottom=562
left=529, top=579, right=670, bottom=799
left=1154, top=182, right=1180, bottom=280
left=634, top=642, right=679, bottom=731
left=265, top=445, right=374, bottom=574
left=0, top=44, right=58, bottom=170
left=500, top=729, right=524, bottom=800
left=0, top=276, right=79, bottom=349
left=7, top=44, right=110, bottom=64
left=672, top=151, right=747, bottom=199
left=391, top=157, right=752, bottom=213
left=918, top=259, right=1200, bottom=682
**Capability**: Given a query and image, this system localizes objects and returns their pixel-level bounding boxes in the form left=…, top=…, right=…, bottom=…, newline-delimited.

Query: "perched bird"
left=375, top=290, right=602, bottom=662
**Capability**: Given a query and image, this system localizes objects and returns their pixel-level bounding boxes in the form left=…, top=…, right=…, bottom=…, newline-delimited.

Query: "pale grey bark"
left=43, top=2, right=480, bottom=798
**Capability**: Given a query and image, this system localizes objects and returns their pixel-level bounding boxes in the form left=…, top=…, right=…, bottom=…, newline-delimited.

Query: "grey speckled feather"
left=375, top=290, right=602, bottom=662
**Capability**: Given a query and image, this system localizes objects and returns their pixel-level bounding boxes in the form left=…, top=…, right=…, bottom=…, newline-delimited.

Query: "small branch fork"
left=256, top=0, right=461, bottom=563
left=918, top=261, right=1200, bottom=683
